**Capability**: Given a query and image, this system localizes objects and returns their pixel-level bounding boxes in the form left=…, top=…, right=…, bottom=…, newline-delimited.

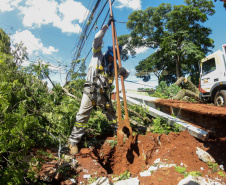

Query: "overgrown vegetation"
left=151, top=81, right=181, bottom=99
left=0, top=30, right=82, bottom=183
left=0, top=28, right=108, bottom=184
left=150, top=117, right=181, bottom=134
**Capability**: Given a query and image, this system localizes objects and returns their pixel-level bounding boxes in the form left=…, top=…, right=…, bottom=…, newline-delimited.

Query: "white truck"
left=199, top=44, right=226, bottom=107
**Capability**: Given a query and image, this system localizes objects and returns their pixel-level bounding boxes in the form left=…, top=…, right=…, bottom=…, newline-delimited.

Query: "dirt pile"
left=74, top=131, right=226, bottom=184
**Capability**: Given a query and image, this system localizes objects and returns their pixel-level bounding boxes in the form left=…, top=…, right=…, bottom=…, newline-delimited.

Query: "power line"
left=1, top=23, right=71, bottom=71
left=66, top=0, right=106, bottom=82
left=83, top=0, right=112, bottom=61
left=124, top=80, right=157, bottom=88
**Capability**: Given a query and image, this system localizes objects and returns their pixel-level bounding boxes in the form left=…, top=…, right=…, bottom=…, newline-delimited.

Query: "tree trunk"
left=173, top=89, right=199, bottom=100
left=174, top=77, right=198, bottom=93
left=175, top=55, right=181, bottom=80
left=174, top=77, right=186, bottom=86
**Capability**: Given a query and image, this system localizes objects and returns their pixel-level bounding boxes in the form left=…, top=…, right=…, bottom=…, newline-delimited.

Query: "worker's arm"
left=92, top=25, right=109, bottom=55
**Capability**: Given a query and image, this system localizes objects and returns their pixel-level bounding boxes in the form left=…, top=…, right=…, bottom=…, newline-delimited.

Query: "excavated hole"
left=92, top=146, right=115, bottom=174
left=91, top=134, right=159, bottom=175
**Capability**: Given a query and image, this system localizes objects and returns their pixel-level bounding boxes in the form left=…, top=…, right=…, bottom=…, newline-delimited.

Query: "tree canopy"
left=118, top=0, right=215, bottom=85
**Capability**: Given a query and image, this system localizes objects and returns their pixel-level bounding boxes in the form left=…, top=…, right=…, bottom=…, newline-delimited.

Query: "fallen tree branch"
left=62, top=87, right=78, bottom=100
left=128, top=108, right=152, bottom=123
left=129, top=118, right=147, bottom=132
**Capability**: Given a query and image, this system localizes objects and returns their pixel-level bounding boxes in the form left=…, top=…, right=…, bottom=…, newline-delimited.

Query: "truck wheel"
left=214, top=90, right=226, bottom=107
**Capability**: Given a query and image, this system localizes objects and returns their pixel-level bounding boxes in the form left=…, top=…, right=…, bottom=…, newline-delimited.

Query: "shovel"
left=108, top=0, right=133, bottom=146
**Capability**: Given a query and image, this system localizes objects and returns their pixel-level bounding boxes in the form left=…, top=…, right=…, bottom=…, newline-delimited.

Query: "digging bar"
left=108, top=0, right=133, bottom=146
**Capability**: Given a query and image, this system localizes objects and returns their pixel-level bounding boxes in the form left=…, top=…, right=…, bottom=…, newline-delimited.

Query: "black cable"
left=84, top=0, right=115, bottom=62
left=66, top=0, right=111, bottom=82
left=124, top=80, right=156, bottom=88
left=78, top=0, right=110, bottom=60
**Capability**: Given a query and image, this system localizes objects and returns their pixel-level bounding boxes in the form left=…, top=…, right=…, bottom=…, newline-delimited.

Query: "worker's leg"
left=69, top=87, right=94, bottom=145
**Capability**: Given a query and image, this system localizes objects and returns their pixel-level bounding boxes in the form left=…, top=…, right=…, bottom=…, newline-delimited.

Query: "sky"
left=0, top=0, right=226, bottom=90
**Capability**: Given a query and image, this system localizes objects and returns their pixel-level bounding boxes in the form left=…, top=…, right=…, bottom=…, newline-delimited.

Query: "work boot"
left=69, top=143, right=78, bottom=155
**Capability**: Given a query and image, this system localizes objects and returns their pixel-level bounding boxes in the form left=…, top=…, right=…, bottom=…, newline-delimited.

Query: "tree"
left=118, top=0, right=215, bottom=84
left=0, top=28, right=82, bottom=184
left=0, top=28, right=11, bottom=54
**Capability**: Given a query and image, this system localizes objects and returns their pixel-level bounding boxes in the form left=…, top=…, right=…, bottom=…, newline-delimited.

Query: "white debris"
left=113, top=177, right=139, bottom=185
left=148, top=165, right=158, bottom=172
left=70, top=178, right=76, bottom=183
left=70, top=159, right=77, bottom=170
left=200, top=167, right=204, bottom=171
left=178, top=175, right=223, bottom=185
left=140, top=171, right=151, bottom=177
left=196, top=147, right=216, bottom=163
left=164, top=164, right=176, bottom=168
left=154, top=158, right=161, bottom=164
left=112, top=177, right=119, bottom=181
left=90, top=177, right=110, bottom=185
left=180, top=162, right=184, bottom=166
left=219, top=165, right=224, bottom=171
left=83, top=174, right=91, bottom=179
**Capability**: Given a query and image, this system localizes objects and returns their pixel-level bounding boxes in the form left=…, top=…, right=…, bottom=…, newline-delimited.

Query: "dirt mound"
left=155, top=99, right=226, bottom=118
left=75, top=131, right=226, bottom=184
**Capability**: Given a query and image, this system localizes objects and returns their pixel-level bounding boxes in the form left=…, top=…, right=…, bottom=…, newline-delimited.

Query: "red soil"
left=75, top=131, right=226, bottom=184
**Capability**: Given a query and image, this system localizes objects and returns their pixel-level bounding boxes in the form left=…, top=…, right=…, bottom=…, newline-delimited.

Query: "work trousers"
left=69, top=87, right=117, bottom=144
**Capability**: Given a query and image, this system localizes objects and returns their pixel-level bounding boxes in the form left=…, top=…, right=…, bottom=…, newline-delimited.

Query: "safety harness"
left=83, top=56, right=116, bottom=115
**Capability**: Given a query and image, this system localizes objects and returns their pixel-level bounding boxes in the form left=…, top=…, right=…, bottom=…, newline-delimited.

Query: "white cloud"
left=123, top=45, right=149, bottom=56
left=115, top=0, right=141, bottom=10
left=135, top=46, right=149, bottom=55
left=11, top=30, right=58, bottom=55
left=0, top=0, right=22, bottom=12
left=19, top=0, right=59, bottom=27
left=18, top=0, right=89, bottom=34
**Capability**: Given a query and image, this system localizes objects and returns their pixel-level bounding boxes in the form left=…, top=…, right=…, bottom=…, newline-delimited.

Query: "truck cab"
left=199, top=44, right=226, bottom=107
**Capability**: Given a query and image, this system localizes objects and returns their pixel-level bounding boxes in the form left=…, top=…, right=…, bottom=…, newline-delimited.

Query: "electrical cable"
left=66, top=0, right=104, bottom=81
left=84, top=0, right=115, bottom=62
left=124, top=80, right=156, bottom=88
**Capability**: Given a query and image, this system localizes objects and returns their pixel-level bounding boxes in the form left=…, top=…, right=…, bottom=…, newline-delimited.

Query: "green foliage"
left=175, top=166, right=202, bottom=178
left=0, top=28, right=84, bottom=184
left=150, top=117, right=181, bottom=134
left=127, top=104, right=151, bottom=126
left=107, top=139, right=117, bottom=148
left=88, top=176, right=98, bottom=184
left=88, top=110, right=109, bottom=136
left=188, top=171, right=202, bottom=177
left=217, top=171, right=226, bottom=177
left=0, top=28, right=10, bottom=54
left=151, top=81, right=181, bottom=99
left=118, top=170, right=131, bottom=180
left=175, top=166, right=187, bottom=175
left=58, top=166, right=71, bottom=176
left=207, top=162, right=219, bottom=173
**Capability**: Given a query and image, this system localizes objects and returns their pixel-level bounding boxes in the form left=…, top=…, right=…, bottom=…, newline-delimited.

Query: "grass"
left=107, top=139, right=117, bottom=148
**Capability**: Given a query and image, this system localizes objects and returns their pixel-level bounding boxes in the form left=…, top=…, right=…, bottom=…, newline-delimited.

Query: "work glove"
left=108, top=15, right=115, bottom=26
left=118, top=67, right=127, bottom=77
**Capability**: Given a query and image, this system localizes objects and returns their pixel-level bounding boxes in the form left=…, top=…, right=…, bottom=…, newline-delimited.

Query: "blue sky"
left=0, top=0, right=225, bottom=89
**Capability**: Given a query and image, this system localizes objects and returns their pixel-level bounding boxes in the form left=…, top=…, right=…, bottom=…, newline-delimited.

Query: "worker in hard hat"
left=68, top=16, right=129, bottom=155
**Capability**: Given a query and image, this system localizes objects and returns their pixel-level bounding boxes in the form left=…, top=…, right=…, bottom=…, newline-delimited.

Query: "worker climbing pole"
left=108, top=0, right=133, bottom=147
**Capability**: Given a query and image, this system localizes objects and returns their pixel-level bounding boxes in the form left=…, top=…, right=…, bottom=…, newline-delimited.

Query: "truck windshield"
left=202, top=58, right=216, bottom=76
